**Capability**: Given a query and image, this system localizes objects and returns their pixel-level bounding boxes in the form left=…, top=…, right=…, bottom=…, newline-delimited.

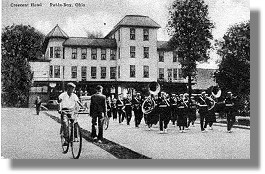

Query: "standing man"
left=224, top=91, right=237, bottom=133
left=124, top=94, right=133, bottom=125
left=157, top=92, right=170, bottom=133
left=35, top=96, right=42, bottom=115
left=90, top=85, right=107, bottom=143
left=116, top=94, right=125, bottom=124
left=197, top=91, right=208, bottom=133
left=132, top=92, right=143, bottom=128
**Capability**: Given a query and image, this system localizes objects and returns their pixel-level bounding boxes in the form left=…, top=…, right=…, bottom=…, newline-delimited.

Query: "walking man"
left=224, top=91, right=237, bottom=133
left=90, top=85, right=107, bottom=143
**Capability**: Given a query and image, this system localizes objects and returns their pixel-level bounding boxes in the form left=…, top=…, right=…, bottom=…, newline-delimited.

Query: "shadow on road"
left=44, top=112, right=151, bottom=159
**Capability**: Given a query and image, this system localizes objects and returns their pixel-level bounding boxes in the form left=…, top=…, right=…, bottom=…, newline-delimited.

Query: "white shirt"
left=59, top=92, right=79, bottom=109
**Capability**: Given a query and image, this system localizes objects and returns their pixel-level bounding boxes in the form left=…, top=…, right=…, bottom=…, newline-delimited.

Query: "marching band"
left=100, top=88, right=238, bottom=134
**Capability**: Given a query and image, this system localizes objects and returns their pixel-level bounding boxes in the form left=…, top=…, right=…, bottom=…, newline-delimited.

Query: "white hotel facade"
left=30, top=15, right=191, bottom=100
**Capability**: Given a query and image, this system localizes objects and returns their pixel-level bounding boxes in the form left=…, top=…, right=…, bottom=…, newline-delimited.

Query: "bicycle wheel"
left=71, top=122, right=82, bottom=159
left=104, top=117, right=109, bottom=130
left=60, top=123, right=69, bottom=154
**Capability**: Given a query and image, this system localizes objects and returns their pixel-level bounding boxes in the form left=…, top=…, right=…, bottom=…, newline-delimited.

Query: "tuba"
left=208, top=86, right=222, bottom=110
left=141, top=82, right=160, bottom=114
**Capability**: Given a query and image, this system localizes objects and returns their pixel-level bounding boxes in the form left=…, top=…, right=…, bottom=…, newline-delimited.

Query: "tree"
left=1, top=24, right=45, bottom=107
left=167, top=0, right=214, bottom=105
left=214, top=21, right=250, bottom=114
left=85, top=30, right=104, bottom=38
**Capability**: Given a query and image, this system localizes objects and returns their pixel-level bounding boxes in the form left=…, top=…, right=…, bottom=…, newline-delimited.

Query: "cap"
left=201, top=91, right=206, bottom=94
left=67, top=82, right=76, bottom=88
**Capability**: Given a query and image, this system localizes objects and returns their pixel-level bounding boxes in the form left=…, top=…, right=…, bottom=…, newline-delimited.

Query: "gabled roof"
left=63, top=37, right=117, bottom=48
left=46, top=24, right=69, bottom=39
left=105, top=15, right=161, bottom=38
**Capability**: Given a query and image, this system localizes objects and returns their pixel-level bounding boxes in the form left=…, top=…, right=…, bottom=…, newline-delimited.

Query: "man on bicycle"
left=58, top=82, right=82, bottom=145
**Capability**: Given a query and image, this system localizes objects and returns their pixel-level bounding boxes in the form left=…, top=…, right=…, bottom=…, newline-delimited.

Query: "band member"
left=35, top=96, right=42, bottom=115
left=169, top=93, right=178, bottom=126
left=116, top=94, right=125, bottom=124
left=177, top=94, right=188, bottom=133
left=111, top=97, right=117, bottom=120
left=157, top=92, right=170, bottom=133
left=90, top=85, right=107, bottom=143
left=224, top=91, right=237, bottom=133
left=187, top=95, right=197, bottom=128
left=132, top=92, right=143, bottom=128
left=197, top=91, right=208, bottom=133
left=124, top=94, right=132, bottom=125
left=106, top=96, right=112, bottom=119
left=144, top=94, right=158, bottom=130
left=204, top=94, right=216, bottom=130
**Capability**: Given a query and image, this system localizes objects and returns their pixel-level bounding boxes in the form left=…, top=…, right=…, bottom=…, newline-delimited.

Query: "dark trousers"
left=36, top=106, right=41, bottom=115
left=227, top=111, right=236, bottom=131
left=118, top=109, right=125, bottom=123
left=134, top=109, right=143, bottom=127
left=199, top=111, right=207, bottom=131
left=91, top=113, right=104, bottom=140
left=112, top=108, right=117, bottom=120
left=125, top=107, right=132, bottom=125
left=159, top=107, right=170, bottom=131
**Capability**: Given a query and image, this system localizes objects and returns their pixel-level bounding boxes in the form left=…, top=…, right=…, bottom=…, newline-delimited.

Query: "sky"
left=1, top=0, right=249, bottom=68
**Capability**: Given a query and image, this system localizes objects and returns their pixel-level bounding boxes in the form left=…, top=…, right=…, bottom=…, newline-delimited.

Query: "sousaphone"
left=141, top=82, right=160, bottom=114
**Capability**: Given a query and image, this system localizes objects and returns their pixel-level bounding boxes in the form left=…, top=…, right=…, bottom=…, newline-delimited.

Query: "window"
left=173, top=51, right=177, bottom=62
left=110, top=67, right=116, bottom=79
left=173, top=68, right=178, bottom=80
left=118, top=47, right=120, bottom=59
left=130, top=28, right=135, bottom=40
left=178, top=68, right=183, bottom=79
left=101, top=49, right=106, bottom=60
left=54, top=47, right=61, bottom=58
left=71, top=66, right=77, bottom=79
left=81, top=66, right=87, bottom=81
left=159, top=51, right=164, bottom=62
left=49, top=65, right=53, bottom=78
left=159, top=68, right=164, bottom=80
left=101, top=67, right=106, bottom=79
left=50, top=47, right=53, bottom=58
left=81, top=48, right=87, bottom=59
left=143, top=66, right=149, bottom=78
left=118, top=29, right=120, bottom=41
left=143, top=29, right=149, bottom=41
left=54, top=65, right=60, bottom=78
left=72, top=48, right=77, bottom=59
left=130, top=46, right=135, bottom=58
left=91, top=48, right=97, bottom=60
left=144, top=47, right=149, bottom=58
left=167, top=69, right=172, bottom=82
left=118, top=66, right=120, bottom=78
left=130, top=65, right=135, bottom=78
left=91, top=67, right=97, bottom=79
left=110, top=49, right=116, bottom=60
left=62, top=66, right=65, bottom=79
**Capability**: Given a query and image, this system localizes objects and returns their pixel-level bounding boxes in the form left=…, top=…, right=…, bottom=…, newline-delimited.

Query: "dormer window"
left=130, top=28, right=135, bottom=40
left=143, top=29, right=149, bottom=41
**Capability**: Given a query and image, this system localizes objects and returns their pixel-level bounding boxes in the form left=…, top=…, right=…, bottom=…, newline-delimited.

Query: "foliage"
left=85, top=30, right=104, bottom=38
left=1, top=24, right=44, bottom=107
left=214, top=21, right=250, bottom=114
left=167, top=0, right=214, bottom=78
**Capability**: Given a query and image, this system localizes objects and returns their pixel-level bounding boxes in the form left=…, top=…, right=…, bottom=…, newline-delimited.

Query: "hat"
left=67, top=82, right=76, bottom=88
left=201, top=91, right=206, bottom=94
left=227, top=91, right=232, bottom=94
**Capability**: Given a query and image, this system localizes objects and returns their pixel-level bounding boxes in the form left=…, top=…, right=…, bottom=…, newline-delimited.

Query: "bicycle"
left=60, top=108, right=85, bottom=159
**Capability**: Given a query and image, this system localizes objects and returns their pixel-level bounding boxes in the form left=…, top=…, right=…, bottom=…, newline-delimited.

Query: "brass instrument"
left=208, top=86, right=222, bottom=111
left=142, top=82, right=160, bottom=114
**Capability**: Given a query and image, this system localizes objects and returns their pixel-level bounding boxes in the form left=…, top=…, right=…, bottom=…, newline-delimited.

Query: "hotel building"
left=29, top=15, right=194, bottom=103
